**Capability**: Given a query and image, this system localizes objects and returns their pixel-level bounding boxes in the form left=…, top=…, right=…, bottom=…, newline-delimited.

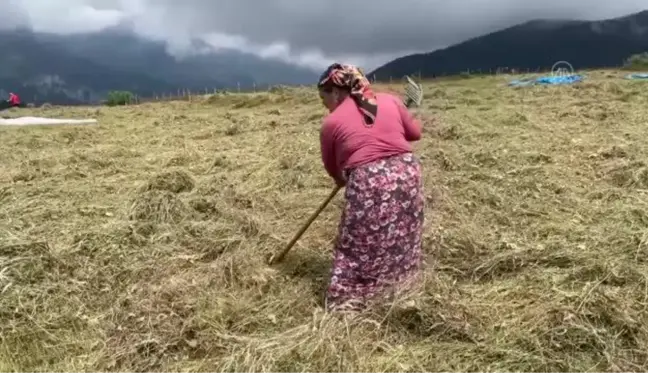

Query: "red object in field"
left=8, top=92, right=20, bottom=106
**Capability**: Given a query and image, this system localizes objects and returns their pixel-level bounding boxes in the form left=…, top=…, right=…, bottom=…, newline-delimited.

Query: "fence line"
left=71, top=64, right=627, bottom=106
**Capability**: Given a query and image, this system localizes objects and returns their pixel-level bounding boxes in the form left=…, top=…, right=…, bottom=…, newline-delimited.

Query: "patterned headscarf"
left=317, top=63, right=378, bottom=126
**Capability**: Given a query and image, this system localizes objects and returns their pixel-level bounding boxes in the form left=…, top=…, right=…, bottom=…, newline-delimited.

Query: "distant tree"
left=623, top=52, right=648, bottom=70
left=106, top=90, right=135, bottom=106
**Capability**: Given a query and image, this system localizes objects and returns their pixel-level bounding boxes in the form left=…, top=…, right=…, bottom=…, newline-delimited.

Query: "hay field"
left=2, top=71, right=648, bottom=371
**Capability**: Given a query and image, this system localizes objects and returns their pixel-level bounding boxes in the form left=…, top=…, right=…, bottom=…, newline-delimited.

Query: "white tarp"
left=0, top=116, right=97, bottom=126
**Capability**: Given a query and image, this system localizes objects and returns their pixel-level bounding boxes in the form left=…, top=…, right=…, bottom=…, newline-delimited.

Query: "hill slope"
left=371, top=10, right=648, bottom=79
left=0, top=30, right=177, bottom=104
left=0, top=28, right=318, bottom=104
left=2, top=72, right=648, bottom=371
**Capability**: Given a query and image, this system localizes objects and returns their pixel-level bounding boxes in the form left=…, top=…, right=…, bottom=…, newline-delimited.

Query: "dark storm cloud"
left=4, top=0, right=648, bottom=69
left=132, top=0, right=647, bottom=55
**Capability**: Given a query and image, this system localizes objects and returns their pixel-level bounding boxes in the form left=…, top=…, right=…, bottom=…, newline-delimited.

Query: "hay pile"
left=2, top=71, right=648, bottom=371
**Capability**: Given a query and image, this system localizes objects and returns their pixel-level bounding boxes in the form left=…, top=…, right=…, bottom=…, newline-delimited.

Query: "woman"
left=8, top=93, right=21, bottom=107
left=318, top=63, right=425, bottom=312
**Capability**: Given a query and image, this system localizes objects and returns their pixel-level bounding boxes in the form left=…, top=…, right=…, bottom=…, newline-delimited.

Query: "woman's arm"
left=320, top=118, right=345, bottom=186
left=394, top=96, right=422, bottom=141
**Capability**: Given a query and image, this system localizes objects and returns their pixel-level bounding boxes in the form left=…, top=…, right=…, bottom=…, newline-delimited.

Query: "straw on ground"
left=2, top=71, right=648, bottom=371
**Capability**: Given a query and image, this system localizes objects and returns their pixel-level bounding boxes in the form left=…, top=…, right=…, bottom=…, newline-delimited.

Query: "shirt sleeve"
left=319, top=117, right=344, bottom=186
left=395, top=96, right=422, bottom=142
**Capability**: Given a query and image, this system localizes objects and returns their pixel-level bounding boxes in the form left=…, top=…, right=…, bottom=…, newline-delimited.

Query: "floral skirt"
left=325, top=152, right=425, bottom=312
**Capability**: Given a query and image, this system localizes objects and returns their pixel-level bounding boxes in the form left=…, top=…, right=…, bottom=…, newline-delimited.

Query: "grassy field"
left=2, top=70, right=648, bottom=371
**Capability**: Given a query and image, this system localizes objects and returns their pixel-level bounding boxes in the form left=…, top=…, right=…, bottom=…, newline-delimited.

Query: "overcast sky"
left=1, top=0, right=647, bottom=70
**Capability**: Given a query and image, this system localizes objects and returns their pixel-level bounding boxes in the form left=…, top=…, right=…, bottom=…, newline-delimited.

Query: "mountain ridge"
left=0, top=28, right=319, bottom=104
left=3, top=10, right=648, bottom=104
left=370, top=10, right=648, bottom=79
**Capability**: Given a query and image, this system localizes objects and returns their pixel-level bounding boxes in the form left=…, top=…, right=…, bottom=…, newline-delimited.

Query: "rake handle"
left=268, top=185, right=343, bottom=264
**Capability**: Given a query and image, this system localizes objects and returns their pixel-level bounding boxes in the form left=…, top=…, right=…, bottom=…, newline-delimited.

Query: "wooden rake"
left=267, top=75, right=425, bottom=265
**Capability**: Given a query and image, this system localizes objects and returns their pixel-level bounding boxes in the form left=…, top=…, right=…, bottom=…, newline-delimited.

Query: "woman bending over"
left=317, top=63, right=425, bottom=312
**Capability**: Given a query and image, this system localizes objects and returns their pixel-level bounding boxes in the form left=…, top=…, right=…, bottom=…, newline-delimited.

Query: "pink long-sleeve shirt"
left=319, top=92, right=422, bottom=186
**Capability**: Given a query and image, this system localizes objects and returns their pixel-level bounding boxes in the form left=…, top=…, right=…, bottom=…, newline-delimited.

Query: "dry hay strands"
left=140, top=169, right=196, bottom=194
left=195, top=310, right=405, bottom=372
left=0, top=185, right=13, bottom=201
left=128, top=169, right=197, bottom=224
left=376, top=278, right=480, bottom=344
left=601, top=160, right=648, bottom=189
left=438, top=237, right=578, bottom=283
left=0, top=241, right=72, bottom=287
left=533, top=283, right=648, bottom=371
left=204, top=91, right=298, bottom=109
left=177, top=220, right=246, bottom=262
left=129, top=190, right=192, bottom=224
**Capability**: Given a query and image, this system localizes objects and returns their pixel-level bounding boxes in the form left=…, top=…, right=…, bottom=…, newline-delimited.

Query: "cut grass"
left=2, top=70, right=648, bottom=371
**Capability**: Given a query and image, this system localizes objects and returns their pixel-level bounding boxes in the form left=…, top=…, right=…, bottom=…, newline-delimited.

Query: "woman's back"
left=320, top=92, right=421, bottom=178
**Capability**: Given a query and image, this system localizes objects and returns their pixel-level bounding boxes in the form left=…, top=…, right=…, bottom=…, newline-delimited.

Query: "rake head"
left=403, top=75, right=423, bottom=108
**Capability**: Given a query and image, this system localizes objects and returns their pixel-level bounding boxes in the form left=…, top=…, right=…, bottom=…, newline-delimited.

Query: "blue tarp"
left=509, top=74, right=584, bottom=87
left=536, top=75, right=583, bottom=85
left=625, top=73, right=648, bottom=80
